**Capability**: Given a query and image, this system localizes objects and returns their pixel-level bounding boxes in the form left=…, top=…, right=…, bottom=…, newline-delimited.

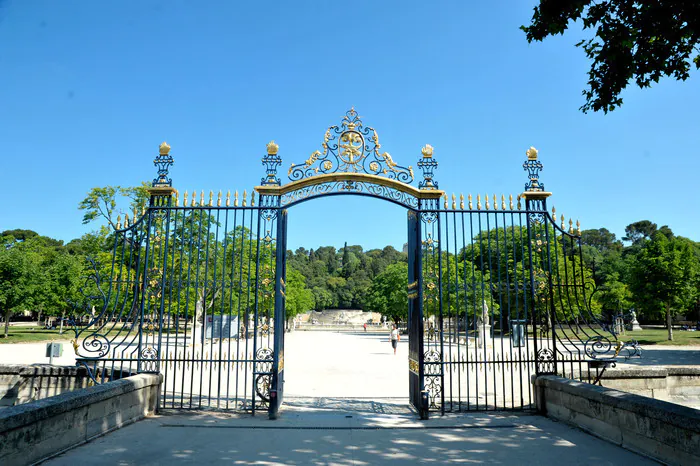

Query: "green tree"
left=366, top=262, right=408, bottom=324
left=629, top=232, right=699, bottom=340
left=284, top=269, right=314, bottom=330
left=0, top=237, right=41, bottom=337
left=522, top=1, right=700, bottom=113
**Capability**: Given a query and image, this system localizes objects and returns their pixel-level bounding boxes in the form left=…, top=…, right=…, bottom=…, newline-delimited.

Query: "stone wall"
left=0, top=364, right=92, bottom=407
left=0, top=373, right=161, bottom=465
left=535, top=375, right=700, bottom=465
left=595, top=366, right=700, bottom=407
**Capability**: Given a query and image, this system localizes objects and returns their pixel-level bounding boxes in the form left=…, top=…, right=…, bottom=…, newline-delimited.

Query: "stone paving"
left=24, top=330, right=661, bottom=465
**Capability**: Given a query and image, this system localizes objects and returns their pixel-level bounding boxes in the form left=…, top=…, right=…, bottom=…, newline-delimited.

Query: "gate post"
left=522, top=147, right=556, bottom=376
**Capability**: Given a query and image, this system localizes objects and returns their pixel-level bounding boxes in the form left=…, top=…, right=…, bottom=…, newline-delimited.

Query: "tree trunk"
left=59, top=311, right=66, bottom=334
left=666, top=302, right=673, bottom=341
left=37, top=310, right=42, bottom=327
left=3, top=310, right=9, bottom=338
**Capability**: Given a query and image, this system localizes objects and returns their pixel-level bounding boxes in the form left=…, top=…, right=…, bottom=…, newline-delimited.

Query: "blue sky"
left=1, top=1, right=698, bottom=252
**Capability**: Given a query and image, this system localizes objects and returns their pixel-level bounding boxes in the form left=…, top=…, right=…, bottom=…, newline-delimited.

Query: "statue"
left=478, top=301, right=490, bottom=326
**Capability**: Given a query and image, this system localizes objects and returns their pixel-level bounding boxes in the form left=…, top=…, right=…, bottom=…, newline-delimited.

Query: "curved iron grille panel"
left=281, top=179, right=419, bottom=209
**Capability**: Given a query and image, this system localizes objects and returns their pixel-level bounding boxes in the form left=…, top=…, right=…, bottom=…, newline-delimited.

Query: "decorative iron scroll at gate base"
left=68, top=111, right=621, bottom=416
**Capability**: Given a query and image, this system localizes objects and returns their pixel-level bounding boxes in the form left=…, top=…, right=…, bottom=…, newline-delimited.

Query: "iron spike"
left=460, top=193, right=464, bottom=210
left=209, top=191, right=213, bottom=207
left=552, top=207, right=557, bottom=222
left=577, top=219, right=581, bottom=236
left=517, top=194, right=522, bottom=210
left=174, top=189, right=180, bottom=206
left=184, top=190, right=189, bottom=206
left=243, top=190, right=247, bottom=206
left=468, top=194, right=473, bottom=209
left=561, top=215, right=565, bottom=230
left=226, top=190, right=231, bottom=207
left=217, top=191, right=222, bottom=207
left=493, top=194, right=498, bottom=210
left=477, top=194, right=482, bottom=210
left=251, top=190, right=256, bottom=206
left=116, top=215, right=121, bottom=230
left=501, top=194, right=506, bottom=210
left=234, top=191, right=239, bottom=207
left=124, top=213, right=130, bottom=228
left=485, top=194, right=490, bottom=210
left=443, top=194, right=448, bottom=210
left=200, top=191, right=204, bottom=206
left=192, top=190, right=197, bottom=207
left=509, top=194, right=514, bottom=210
left=452, top=193, right=456, bottom=210
left=569, top=218, right=574, bottom=234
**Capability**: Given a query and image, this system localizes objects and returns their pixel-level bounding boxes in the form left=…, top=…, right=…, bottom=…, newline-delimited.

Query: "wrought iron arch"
left=255, top=108, right=444, bottom=208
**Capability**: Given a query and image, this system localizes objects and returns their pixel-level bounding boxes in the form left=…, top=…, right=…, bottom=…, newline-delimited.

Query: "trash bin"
left=511, top=319, right=526, bottom=347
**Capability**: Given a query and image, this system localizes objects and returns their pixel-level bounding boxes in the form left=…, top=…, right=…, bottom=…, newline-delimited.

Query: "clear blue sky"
left=1, top=1, right=698, bottom=252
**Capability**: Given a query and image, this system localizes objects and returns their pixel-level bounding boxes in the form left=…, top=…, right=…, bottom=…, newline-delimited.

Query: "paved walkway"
left=32, top=331, right=661, bottom=465
left=45, top=405, right=657, bottom=465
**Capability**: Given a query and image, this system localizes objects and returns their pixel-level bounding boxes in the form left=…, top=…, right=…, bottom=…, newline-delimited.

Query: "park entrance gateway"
left=69, top=109, right=618, bottom=419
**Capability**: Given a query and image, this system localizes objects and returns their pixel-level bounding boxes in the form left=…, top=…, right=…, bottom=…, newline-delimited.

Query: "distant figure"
left=363, top=323, right=367, bottom=332
left=390, top=325, right=400, bottom=355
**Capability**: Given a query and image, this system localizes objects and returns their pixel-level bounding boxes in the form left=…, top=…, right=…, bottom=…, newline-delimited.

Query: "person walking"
left=363, top=323, right=367, bottom=332
left=390, top=325, right=400, bottom=355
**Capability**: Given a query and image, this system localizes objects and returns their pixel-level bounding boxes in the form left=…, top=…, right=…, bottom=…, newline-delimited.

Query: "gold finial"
left=493, top=194, right=498, bottom=211
left=477, top=194, right=482, bottom=210
left=184, top=191, right=189, bottom=206
left=569, top=219, right=574, bottom=234
left=485, top=194, right=490, bottom=210
left=234, top=191, right=239, bottom=207
left=526, top=146, right=538, bottom=160
left=552, top=207, right=557, bottom=222
left=251, top=190, right=255, bottom=206
left=576, top=220, right=581, bottom=236
left=460, top=194, right=464, bottom=210
left=421, top=144, right=434, bottom=158
left=141, top=205, right=146, bottom=216
left=217, top=191, right=222, bottom=207
left=226, top=191, right=230, bottom=207
left=243, top=190, right=247, bottom=206
left=159, top=141, right=171, bottom=155
left=200, top=191, right=204, bottom=206
left=209, top=191, right=213, bottom=207
left=517, top=195, right=522, bottom=210
left=509, top=194, right=513, bottom=210
left=124, top=213, right=130, bottom=228
left=266, top=140, right=279, bottom=155
left=192, top=190, right=197, bottom=206
left=451, top=194, right=456, bottom=209
left=468, top=194, right=473, bottom=209
left=561, top=216, right=565, bottom=230
left=443, top=194, right=448, bottom=210
left=501, top=195, right=506, bottom=210
left=116, top=215, right=121, bottom=230
left=174, top=189, right=180, bottom=206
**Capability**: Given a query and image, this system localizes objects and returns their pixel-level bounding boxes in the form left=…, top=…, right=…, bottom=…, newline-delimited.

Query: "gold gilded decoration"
left=243, top=190, right=247, bottom=206
left=408, top=280, right=418, bottom=290
left=267, top=140, right=279, bottom=155
left=526, top=146, right=538, bottom=160
left=217, top=191, right=222, bottom=207
left=485, top=194, right=490, bottom=210
left=509, top=194, right=514, bottom=210
left=460, top=194, right=464, bottom=210
left=209, top=191, right=213, bottom=207
left=159, top=141, right=171, bottom=155
left=286, top=108, right=414, bottom=184
left=408, top=291, right=418, bottom=300
left=234, top=191, right=239, bottom=207
left=477, top=194, right=482, bottom=210
left=517, top=195, right=522, bottom=210
left=468, top=194, right=473, bottom=209
left=200, top=191, right=205, bottom=206
left=262, top=278, right=272, bottom=287
left=427, top=282, right=436, bottom=291
left=278, top=351, right=284, bottom=372
left=576, top=220, right=581, bottom=236
left=409, top=358, right=419, bottom=374
left=452, top=193, right=456, bottom=209
left=421, top=144, right=434, bottom=158
left=71, top=339, right=79, bottom=356
left=569, top=219, right=574, bottom=234
left=443, top=194, right=448, bottom=209
left=501, top=195, right=506, bottom=210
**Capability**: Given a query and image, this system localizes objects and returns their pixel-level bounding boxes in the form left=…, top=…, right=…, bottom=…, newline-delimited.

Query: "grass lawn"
left=0, top=327, right=78, bottom=343
left=543, top=327, right=700, bottom=346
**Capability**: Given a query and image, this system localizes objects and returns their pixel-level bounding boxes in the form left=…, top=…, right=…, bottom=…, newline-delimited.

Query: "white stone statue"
left=481, top=301, right=490, bottom=326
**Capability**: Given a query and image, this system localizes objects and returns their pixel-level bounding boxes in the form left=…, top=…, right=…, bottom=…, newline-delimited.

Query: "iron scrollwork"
left=280, top=179, right=419, bottom=208
left=255, top=347, right=274, bottom=405
left=153, top=142, right=174, bottom=187
left=536, top=348, right=556, bottom=374
left=287, top=108, right=414, bottom=184
left=523, top=147, right=544, bottom=192
left=424, top=349, right=442, bottom=410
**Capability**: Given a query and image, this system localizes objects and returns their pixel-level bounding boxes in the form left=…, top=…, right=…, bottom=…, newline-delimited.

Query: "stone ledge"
left=0, top=373, right=162, bottom=433
left=536, top=375, right=700, bottom=434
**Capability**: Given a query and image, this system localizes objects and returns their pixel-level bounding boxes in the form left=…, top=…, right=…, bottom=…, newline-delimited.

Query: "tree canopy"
left=522, top=1, right=700, bottom=113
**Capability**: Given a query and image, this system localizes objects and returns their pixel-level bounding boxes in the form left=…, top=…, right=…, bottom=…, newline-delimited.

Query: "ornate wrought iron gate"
left=70, top=109, right=618, bottom=417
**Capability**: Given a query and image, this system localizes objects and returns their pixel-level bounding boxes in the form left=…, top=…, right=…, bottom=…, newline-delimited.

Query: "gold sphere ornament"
left=369, top=161, right=379, bottom=172
left=322, top=160, right=333, bottom=171
left=266, top=140, right=279, bottom=155
left=526, top=146, right=538, bottom=160
left=159, top=141, right=171, bottom=155
left=421, top=144, right=434, bottom=158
